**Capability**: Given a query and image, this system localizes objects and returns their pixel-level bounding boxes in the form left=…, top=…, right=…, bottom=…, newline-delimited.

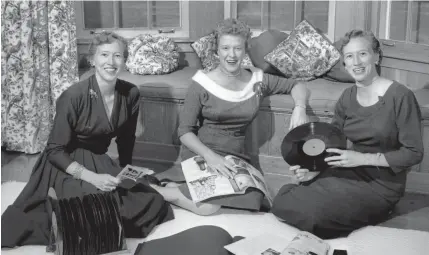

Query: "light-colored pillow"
left=126, top=34, right=180, bottom=75
left=191, top=33, right=253, bottom=72
left=264, top=20, right=341, bottom=81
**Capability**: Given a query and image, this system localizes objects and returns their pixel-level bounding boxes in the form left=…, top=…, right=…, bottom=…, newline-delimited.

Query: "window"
left=224, top=0, right=336, bottom=41
left=74, top=1, right=189, bottom=39
left=383, top=0, right=429, bottom=45
left=375, top=0, right=429, bottom=63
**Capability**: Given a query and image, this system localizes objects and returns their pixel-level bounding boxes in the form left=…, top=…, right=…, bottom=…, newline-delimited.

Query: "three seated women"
left=1, top=18, right=423, bottom=250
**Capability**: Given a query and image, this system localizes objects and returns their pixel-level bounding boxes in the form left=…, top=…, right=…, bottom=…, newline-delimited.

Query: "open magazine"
left=116, top=164, right=154, bottom=189
left=181, top=155, right=273, bottom=204
left=224, top=231, right=331, bottom=255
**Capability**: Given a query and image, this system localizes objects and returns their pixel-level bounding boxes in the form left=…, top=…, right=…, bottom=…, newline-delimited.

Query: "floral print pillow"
left=264, top=20, right=341, bottom=81
left=191, top=33, right=253, bottom=72
left=126, top=34, right=180, bottom=75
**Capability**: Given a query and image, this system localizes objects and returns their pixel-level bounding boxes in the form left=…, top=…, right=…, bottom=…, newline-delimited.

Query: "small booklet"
left=116, top=164, right=154, bottom=182
left=224, top=231, right=330, bottom=255
left=181, top=155, right=273, bottom=204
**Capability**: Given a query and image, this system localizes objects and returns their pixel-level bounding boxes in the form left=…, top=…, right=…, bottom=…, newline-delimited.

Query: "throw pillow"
left=191, top=33, right=253, bottom=72
left=247, top=29, right=289, bottom=76
left=264, top=19, right=341, bottom=81
left=323, top=39, right=355, bottom=83
left=126, top=34, right=180, bottom=75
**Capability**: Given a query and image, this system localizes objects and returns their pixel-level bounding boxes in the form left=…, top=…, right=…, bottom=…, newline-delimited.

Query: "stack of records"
left=51, top=192, right=126, bottom=255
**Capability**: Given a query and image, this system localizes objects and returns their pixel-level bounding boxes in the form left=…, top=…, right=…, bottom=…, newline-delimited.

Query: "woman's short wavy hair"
left=88, top=31, right=129, bottom=61
left=340, top=29, right=383, bottom=66
left=212, top=18, right=252, bottom=52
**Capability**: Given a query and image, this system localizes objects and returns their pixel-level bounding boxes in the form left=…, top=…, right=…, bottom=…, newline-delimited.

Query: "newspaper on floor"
left=181, top=155, right=273, bottom=204
left=224, top=231, right=330, bottom=255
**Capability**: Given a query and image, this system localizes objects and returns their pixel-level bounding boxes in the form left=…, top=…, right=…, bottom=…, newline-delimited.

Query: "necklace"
left=218, top=67, right=242, bottom=77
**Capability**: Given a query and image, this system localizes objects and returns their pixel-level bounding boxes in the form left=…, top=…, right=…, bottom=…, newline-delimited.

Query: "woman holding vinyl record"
left=166, top=18, right=309, bottom=214
left=1, top=31, right=176, bottom=248
left=272, top=29, right=423, bottom=239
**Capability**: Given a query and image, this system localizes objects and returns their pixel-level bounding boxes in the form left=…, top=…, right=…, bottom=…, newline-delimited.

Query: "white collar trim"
left=192, top=67, right=264, bottom=102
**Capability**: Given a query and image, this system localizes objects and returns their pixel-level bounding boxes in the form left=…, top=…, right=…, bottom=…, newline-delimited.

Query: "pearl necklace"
left=219, top=67, right=242, bottom=77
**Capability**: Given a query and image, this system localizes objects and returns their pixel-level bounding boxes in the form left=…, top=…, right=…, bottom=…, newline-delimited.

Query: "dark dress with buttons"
left=177, top=68, right=297, bottom=210
left=1, top=75, right=173, bottom=248
left=272, top=81, right=424, bottom=239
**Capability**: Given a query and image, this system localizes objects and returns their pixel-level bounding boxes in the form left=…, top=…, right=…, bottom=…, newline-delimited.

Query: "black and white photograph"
left=1, top=1, right=428, bottom=255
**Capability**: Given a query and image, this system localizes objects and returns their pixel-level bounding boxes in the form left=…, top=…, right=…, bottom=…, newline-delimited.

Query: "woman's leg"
left=150, top=184, right=221, bottom=216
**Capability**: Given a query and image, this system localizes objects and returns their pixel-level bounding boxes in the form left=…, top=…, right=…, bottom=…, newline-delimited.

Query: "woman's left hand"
left=289, top=107, right=309, bottom=130
left=325, top=148, right=365, bottom=168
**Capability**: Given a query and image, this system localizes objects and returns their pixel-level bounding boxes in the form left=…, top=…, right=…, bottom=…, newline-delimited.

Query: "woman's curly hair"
left=340, top=29, right=383, bottom=66
left=88, top=31, right=129, bottom=61
left=211, top=18, right=252, bottom=52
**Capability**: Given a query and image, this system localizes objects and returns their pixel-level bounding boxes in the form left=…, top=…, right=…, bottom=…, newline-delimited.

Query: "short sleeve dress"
left=177, top=68, right=297, bottom=210
left=1, top=75, right=174, bottom=248
left=272, top=81, right=424, bottom=239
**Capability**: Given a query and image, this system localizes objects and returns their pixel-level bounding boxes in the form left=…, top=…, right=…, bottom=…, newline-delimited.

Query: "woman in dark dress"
left=271, top=30, right=424, bottom=239
left=168, top=19, right=310, bottom=215
left=1, top=32, right=174, bottom=248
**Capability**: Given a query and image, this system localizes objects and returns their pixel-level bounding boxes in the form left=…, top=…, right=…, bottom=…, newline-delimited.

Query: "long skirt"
left=1, top=147, right=173, bottom=248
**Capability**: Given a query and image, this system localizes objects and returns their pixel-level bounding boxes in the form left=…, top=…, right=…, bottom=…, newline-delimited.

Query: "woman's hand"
left=204, top=152, right=237, bottom=179
left=289, top=165, right=319, bottom=182
left=289, top=107, right=309, bottom=130
left=81, top=171, right=120, bottom=191
left=325, top=148, right=365, bottom=168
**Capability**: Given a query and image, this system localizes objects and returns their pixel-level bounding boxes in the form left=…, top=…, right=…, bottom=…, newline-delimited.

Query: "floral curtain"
left=1, top=0, right=78, bottom=154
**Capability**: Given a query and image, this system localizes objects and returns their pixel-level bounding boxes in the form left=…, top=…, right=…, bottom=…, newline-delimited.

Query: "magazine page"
left=181, top=156, right=243, bottom=203
left=117, top=164, right=154, bottom=181
left=224, top=231, right=330, bottom=255
left=225, top=155, right=273, bottom=204
left=224, top=234, right=289, bottom=255
left=280, top=232, right=330, bottom=255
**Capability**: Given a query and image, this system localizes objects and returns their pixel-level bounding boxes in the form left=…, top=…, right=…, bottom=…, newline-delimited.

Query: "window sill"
left=380, top=39, right=429, bottom=65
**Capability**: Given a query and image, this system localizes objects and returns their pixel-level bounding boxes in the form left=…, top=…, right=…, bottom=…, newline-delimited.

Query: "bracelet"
left=294, top=104, right=307, bottom=110
left=67, top=162, right=84, bottom=179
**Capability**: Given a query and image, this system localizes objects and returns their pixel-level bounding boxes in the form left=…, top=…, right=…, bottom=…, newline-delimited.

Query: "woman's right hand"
left=204, top=152, right=237, bottom=179
left=289, top=165, right=319, bottom=182
left=81, top=171, right=120, bottom=192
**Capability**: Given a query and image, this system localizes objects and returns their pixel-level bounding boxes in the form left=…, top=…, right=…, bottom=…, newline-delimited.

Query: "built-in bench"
left=83, top=61, right=429, bottom=196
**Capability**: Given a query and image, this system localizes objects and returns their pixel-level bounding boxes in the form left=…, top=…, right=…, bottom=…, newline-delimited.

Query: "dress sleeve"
left=177, top=82, right=205, bottom=138
left=45, top=89, right=79, bottom=171
left=262, top=73, right=298, bottom=96
left=331, top=91, right=347, bottom=132
left=384, top=90, right=424, bottom=173
left=116, top=86, right=140, bottom=167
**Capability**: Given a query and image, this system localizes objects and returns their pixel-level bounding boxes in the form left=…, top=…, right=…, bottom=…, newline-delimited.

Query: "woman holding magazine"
left=171, top=18, right=309, bottom=215
left=271, top=30, right=423, bottom=239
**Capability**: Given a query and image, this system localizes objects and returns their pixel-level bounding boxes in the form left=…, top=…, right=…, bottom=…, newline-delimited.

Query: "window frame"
left=74, top=0, right=190, bottom=40
left=224, top=0, right=336, bottom=41
left=371, top=0, right=429, bottom=64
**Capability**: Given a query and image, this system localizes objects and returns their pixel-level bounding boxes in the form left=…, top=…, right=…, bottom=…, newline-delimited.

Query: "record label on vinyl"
left=281, top=122, right=347, bottom=172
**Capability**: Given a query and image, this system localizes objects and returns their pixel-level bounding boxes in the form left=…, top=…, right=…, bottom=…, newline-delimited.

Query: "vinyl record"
left=58, top=200, right=69, bottom=255
left=90, top=194, right=103, bottom=254
left=63, top=198, right=77, bottom=255
left=281, top=122, right=347, bottom=171
left=83, top=194, right=96, bottom=255
left=97, top=193, right=111, bottom=253
left=52, top=201, right=64, bottom=255
left=70, top=197, right=86, bottom=255
left=106, top=193, right=120, bottom=251
left=109, top=193, right=125, bottom=250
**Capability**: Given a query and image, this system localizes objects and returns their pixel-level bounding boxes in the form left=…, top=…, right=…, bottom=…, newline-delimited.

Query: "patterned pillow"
left=264, top=20, right=341, bottom=81
left=126, top=34, right=180, bottom=75
left=191, top=33, right=253, bottom=72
